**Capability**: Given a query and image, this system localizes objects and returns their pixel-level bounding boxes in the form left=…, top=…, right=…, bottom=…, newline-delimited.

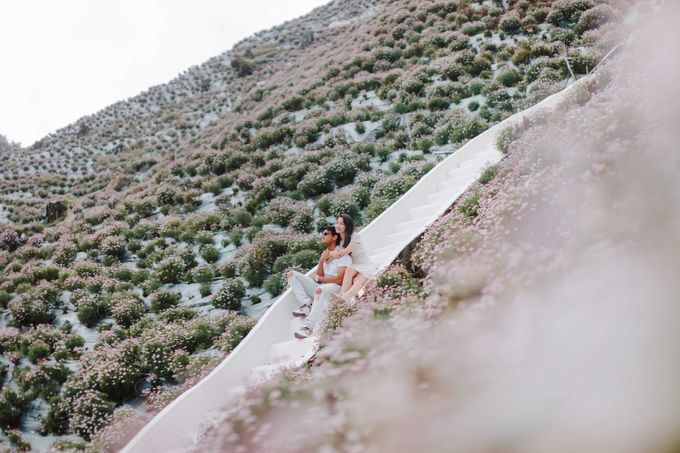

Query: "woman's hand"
left=329, top=250, right=341, bottom=260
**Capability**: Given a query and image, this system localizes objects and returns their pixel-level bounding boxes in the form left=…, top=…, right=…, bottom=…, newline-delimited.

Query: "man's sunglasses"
left=321, top=231, right=334, bottom=236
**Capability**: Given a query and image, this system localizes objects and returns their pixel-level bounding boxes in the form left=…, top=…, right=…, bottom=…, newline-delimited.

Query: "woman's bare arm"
left=329, top=239, right=355, bottom=259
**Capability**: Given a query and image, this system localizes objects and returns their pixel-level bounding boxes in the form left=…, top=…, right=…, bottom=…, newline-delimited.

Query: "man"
left=287, top=226, right=351, bottom=339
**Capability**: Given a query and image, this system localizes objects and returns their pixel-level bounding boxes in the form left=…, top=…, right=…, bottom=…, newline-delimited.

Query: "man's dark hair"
left=322, top=226, right=340, bottom=246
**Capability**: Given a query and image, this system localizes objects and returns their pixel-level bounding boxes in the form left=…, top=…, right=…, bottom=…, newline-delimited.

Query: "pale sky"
left=0, top=0, right=329, bottom=147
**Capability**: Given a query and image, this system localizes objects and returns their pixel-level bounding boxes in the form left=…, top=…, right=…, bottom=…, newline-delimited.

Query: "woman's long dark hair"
left=339, top=213, right=354, bottom=248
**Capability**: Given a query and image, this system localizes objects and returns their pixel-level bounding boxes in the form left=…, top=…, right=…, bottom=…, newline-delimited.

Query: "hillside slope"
left=188, top=3, right=680, bottom=452
left=0, top=0, right=629, bottom=450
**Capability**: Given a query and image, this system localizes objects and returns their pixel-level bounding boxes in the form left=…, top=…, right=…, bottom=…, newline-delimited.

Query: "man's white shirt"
left=322, top=247, right=352, bottom=277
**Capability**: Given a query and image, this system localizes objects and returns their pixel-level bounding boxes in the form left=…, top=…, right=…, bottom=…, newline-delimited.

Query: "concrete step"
left=249, top=363, right=289, bottom=385
left=409, top=201, right=447, bottom=220
left=268, top=337, right=317, bottom=366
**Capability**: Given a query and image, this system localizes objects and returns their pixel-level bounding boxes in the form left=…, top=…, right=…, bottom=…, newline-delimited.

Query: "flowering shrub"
left=574, top=4, right=616, bottom=35
left=100, top=235, right=126, bottom=260
left=214, top=316, right=256, bottom=353
left=191, top=264, right=215, bottom=284
left=155, top=255, right=186, bottom=284
left=318, top=190, right=365, bottom=220
left=365, top=162, right=434, bottom=223
left=547, top=0, right=594, bottom=27
left=0, top=387, right=27, bottom=429
left=433, top=109, right=489, bottom=145
left=265, top=197, right=305, bottom=226
left=72, top=290, right=109, bottom=327
left=212, top=279, right=246, bottom=311
left=200, top=244, right=220, bottom=263
left=110, top=292, right=145, bottom=328
left=69, top=389, right=115, bottom=440
left=72, top=339, right=144, bottom=402
left=324, top=153, right=370, bottom=187
left=271, top=162, right=313, bottom=191
left=52, top=242, right=78, bottom=266
left=149, top=289, right=181, bottom=313
left=0, top=226, right=20, bottom=251
left=8, top=296, right=53, bottom=327
left=298, top=168, right=334, bottom=198
left=141, top=339, right=181, bottom=379
left=375, top=264, right=422, bottom=298
left=500, top=11, right=522, bottom=35
left=288, top=210, right=314, bottom=234
left=244, top=177, right=277, bottom=211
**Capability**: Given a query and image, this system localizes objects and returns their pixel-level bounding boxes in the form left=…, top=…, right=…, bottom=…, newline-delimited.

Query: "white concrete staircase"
left=122, top=79, right=587, bottom=453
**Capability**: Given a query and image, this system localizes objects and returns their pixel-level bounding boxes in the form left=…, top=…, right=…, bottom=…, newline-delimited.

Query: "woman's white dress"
left=347, top=233, right=379, bottom=279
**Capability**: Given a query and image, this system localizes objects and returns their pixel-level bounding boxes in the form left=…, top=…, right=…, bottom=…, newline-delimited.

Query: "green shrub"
left=159, top=307, right=197, bottom=322
left=200, top=244, right=220, bottom=263
left=459, top=192, right=481, bottom=219
left=496, top=68, right=521, bottom=87
left=190, top=320, right=217, bottom=351
left=496, top=121, right=526, bottom=154
left=574, top=5, right=614, bottom=34
left=199, top=283, right=212, bottom=297
left=43, top=396, right=70, bottom=435
left=75, top=293, right=108, bottom=328
left=212, top=279, right=246, bottom=311
left=0, top=387, right=27, bottom=429
left=434, top=110, right=488, bottom=145
left=263, top=274, right=285, bottom=297
left=229, top=229, right=244, bottom=246
left=149, top=290, right=180, bottom=313
left=192, top=265, right=215, bottom=284
left=376, top=264, right=422, bottom=297
left=220, top=262, right=237, bottom=279
left=547, top=0, right=594, bottom=27
left=231, top=208, right=252, bottom=227
left=236, top=236, right=290, bottom=286
left=28, top=341, right=51, bottom=363
left=194, top=231, right=214, bottom=245
left=478, top=164, right=497, bottom=185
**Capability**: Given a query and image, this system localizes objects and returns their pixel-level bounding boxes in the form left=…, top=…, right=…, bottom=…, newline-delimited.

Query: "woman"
left=329, top=213, right=379, bottom=302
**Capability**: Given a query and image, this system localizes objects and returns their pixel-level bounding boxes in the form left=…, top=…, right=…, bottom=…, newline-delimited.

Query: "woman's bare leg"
left=343, top=273, right=368, bottom=301
left=341, top=267, right=357, bottom=293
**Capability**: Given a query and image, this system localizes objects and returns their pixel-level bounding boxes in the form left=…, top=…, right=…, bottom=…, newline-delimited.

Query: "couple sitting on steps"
left=287, top=214, right=379, bottom=340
